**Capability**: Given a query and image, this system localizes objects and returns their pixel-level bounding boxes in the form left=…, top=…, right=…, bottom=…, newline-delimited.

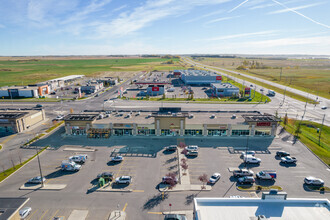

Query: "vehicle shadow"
left=279, top=162, right=297, bottom=167
left=186, top=155, right=198, bottom=159
left=229, top=176, right=238, bottom=183
left=111, top=183, right=129, bottom=189
left=165, top=157, right=177, bottom=164
left=107, top=161, right=122, bottom=166
left=162, top=150, right=176, bottom=155
left=238, top=163, right=260, bottom=169
left=44, top=169, right=76, bottom=179
left=255, top=179, right=275, bottom=186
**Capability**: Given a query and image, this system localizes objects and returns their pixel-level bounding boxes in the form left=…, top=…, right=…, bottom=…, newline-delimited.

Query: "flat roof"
left=194, top=197, right=330, bottom=220
left=64, top=114, right=99, bottom=121
left=0, top=112, right=29, bottom=120
left=211, top=83, right=239, bottom=89
left=180, top=70, right=218, bottom=77
left=243, top=114, right=280, bottom=122
left=0, top=197, right=29, bottom=220
left=94, top=112, right=154, bottom=124
left=47, top=75, right=84, bottom=82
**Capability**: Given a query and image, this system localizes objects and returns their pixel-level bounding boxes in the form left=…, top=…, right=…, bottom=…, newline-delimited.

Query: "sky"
left=0, top=0, right=329, bottom=56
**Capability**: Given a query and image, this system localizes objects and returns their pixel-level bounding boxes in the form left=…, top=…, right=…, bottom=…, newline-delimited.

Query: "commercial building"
left=193, top=192, right=330, bottom=220
left=180, top=70, right=222, bottom=85
left=98, top=77, right=117, bottom=87
left=0, top=109, right=46, bottom=135
left=146, top=85, right=165, bottom=96
left=173, top=70, right=182, bottom=78
left=0, top=197, right=30, bottom=220
left=64, top=108, right=279, bottom=138
left=81, top=81, right=104, bottom=94
left=211, top=83, right=240, bottom=97
left=0, top=86, right=39, bottom=98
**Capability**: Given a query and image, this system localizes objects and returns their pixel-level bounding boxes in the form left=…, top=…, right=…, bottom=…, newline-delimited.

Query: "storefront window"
left=161, top=129, right=179, bottom=136
left=72, top=127, right=86, bottom=135
left=207, top=129, right=227, bottom=136
left=137, top=129, right=155, bottom=135
left=114, top=129, right=132, bottom=136
left=185, top=129, right=203, bottom=136
left=255, top=130, right=270, bottom=136
left=231, top=130, right=250, bottom=136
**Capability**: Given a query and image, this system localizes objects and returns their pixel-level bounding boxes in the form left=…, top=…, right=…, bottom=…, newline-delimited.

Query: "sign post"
left=169, top=203, right=172, bottom=214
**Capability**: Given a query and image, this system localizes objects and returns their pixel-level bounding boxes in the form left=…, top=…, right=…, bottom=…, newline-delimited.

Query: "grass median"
left=46, top=121, right=64, bottom=133
left=0, top=146, right=48, bottom=182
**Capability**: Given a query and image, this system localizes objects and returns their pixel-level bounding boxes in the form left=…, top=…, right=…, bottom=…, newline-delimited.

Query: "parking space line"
left=39, top=209, right=49, bottom=220
left=49, top=209, right=59, bottom=220
left=122, top=203, right=128, bottom=212
left=148, top=212, right=163, bottom=215
left=132, top=190, right=144, bottom=192
left=115, top=160, right=125, bottom=178
left=27, top=209, right=38, bottom=220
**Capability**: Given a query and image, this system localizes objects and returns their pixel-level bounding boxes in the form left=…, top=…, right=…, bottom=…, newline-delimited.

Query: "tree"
left=181, top=158, right=188, bottom=175
left=162, top=93, right=166, bottom=99
left=166, top=172, right=178, bottom=189
left=283, top=113, right=288, bottom=127
left=198, top=174, right=208, bottom=190
left=178, top=142, right=186, bottom=149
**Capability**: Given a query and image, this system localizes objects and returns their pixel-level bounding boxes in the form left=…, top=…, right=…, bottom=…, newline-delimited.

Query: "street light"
left=35, top=147, right=44, bottom=187
left=245, top=135, right=249, bottom=168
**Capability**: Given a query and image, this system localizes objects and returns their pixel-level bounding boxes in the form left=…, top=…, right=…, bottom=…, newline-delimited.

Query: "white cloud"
left=184, top=9, right=224, bottom=23
left=202, top=30, right=279, bottom=41
left=268, top=2, right=324, bottom=14
left=205, top=16, right=240, bottom=24
left=228, top=0, right=249, bottom=13
left=113, top=4, right=127, bottom=12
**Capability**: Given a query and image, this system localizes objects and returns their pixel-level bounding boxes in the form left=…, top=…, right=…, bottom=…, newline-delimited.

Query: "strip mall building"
left=63, top=108, right=279, bottom=138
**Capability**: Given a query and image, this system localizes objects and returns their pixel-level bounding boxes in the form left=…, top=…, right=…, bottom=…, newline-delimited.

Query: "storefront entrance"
left=114, top=129, right=132, bottom=136
left=207, top=129, right=227, bottom=136
left=161, top=129, right=179, bottom=136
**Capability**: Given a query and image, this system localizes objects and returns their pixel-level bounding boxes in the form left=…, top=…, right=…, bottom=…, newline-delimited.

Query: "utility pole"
left=280, top=67, right=283, bottom=81
left=282, top=87, right=287, bottom=106
left=35, top=147, right=44, bottom=187
left=318, top=114, right=325, bottom=146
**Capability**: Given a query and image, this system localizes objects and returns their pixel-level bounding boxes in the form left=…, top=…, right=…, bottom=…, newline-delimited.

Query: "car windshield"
left=211, top=175, right=217, bottom=179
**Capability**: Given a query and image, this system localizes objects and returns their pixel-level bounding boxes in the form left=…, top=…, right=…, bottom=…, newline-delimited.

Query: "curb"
left=236, top=186, right=283, bottom=192
left=0, top=147, right=48, bottom=185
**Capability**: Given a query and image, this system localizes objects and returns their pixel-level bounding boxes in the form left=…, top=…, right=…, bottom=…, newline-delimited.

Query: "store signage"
left=152, top=87, right=159, bottom=91
left=257, top=122, right=271, bottom=126
left=216, top=76, right=222, bottom=80
left=245, top=87, right=250, bottom=94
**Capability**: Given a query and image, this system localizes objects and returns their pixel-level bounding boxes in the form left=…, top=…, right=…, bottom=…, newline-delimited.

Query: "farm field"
left=196, top=57, right=330, bottom=99
left=0, top=57, right=185, bottom=87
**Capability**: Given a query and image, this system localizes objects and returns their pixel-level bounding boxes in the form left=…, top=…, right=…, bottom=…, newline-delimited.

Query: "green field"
left=281, top=119, right=330, bottom=166
left=195, top=57, right=330, bottom=99
left=0, top=57, right=185, bottom=87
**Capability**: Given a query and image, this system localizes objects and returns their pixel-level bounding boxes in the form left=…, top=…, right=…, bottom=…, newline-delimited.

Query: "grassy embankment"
left=0, top=146, right=48, bottom=182
left=194, top=57, right=328, bottom=103
left=281, top=119, right=330, bottom=166
left=0, top=57, right=186, bottom=87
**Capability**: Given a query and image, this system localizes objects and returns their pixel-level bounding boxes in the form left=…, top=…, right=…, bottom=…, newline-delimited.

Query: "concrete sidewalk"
left=108, top=211, right=126, bottom=220
left=19, top=183, right=67, bottom=190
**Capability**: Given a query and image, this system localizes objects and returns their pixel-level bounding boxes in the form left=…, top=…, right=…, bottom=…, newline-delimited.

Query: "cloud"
left=268, top=2, right=324, bottom=14
left=205, top=16, right=240, bottom=24
left=184, top=9, right=224, bottom=23
left=203, top=30, right=279, bottom=41
left=228, top=0, right=249, bottom=13
left=271, top=0, right=330, bottom=29
left=113, top=4, right=127, bottom=12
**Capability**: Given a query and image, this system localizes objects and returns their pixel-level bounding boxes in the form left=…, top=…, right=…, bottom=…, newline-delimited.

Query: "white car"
left=55, top=115, right=64, bottom=120
left=209, top=173, right=221, bottom=184
left=321, top=106, right=327, bottom=110
left=281, top=156, right=297, bottom=163
left=304, top=176, right=324, bottom=186
left=19, top=207, right=32, bottom=219
left=69, top=155, right=87, bottom=164
left=111, top=155, right=123, bottom=162
left=244, top=155, right=261, bottom=164
left=27, top=176, right=46, bottom=184
left=115, top=176, right=131, bottom=184
left=185, top=145, right=198, bottom=152
left=240, top=151, right=256, bottom=158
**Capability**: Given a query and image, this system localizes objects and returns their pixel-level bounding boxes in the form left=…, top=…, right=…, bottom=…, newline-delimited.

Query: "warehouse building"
left=180, top=70, right=222, bottom=85
left=64, top=108, right=279, bottom=138
left=0, top=109, right=46, bottom=135
left=211, top=83, right=240, bottom=97
left=146, top=85, right=165, bottom=96
left=193, top=192, right=330, bottom=220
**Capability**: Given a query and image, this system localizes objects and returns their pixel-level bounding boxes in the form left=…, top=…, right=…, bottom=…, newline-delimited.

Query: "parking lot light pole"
left=35, top=147, right=44, bottom=187
left=245, top=135, right=249, bottom=168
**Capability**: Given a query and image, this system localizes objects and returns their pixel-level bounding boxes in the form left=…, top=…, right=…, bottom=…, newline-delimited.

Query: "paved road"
left=181, top=57, right=330, bottom=126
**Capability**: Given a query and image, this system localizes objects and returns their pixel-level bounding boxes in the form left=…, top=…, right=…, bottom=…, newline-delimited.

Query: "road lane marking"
left=132, top=190, right=144, bottom=192
left=122, top=203, right=128, bottom=212
left=49, top=209, right=59, bottom=220
left=39, top=209, right=49, bottom=220
left=148, top=212, right=163, bottom=215
left=27, top=209, right=38, bottom=220
left=0, top=134, right=17, bottom=145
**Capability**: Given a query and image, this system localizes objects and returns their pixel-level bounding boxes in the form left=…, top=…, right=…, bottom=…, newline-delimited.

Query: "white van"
left=61, top=160, right=81, bottom=171
left=243, top=155, right=261, bottom=164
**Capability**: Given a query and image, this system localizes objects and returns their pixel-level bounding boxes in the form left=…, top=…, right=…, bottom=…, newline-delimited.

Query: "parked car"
left=55, top=115, right=64, bottom=120
left=185, top=145, right=198, bottom=152
left=281, top=156, right=297, bottom=164
left=61, top=160, right=81, bottom=171
left=35, top=104, right=43, bottom=108
left=19, top=207, right=32, bottom=219
left=111, top=155, right=123, bottom=162
left=276, top=151, right=290, bottom=157
left=240, top=151, right=256, bottom=158
left=69, top=155, right=87, bottom=164
left=165, top=145, right=177, bottom=151
left=256, top=170, right=277, bottom=180
left=97, top=172, right=114, bottom=181
left=115, top=176, right=132, bottom=184
left=164, top=214, right=187, bottom=220
left=162, top=176, right=178, bottom=184
left=233, top=169, right=254, bottom=177
left=186, top=150, right=198, bottom=156
left=243, top=155, right=261, bottom=164
left=304, top=176, right=324, bottom=186
left=27, top=176, right=46, bottom=184
left=238, top=176, right=255, bottom=184
left=209, top=173, right=221, bottom=184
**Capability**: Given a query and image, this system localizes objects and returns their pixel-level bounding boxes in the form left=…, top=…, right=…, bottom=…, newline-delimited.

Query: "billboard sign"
left=244, top=87, right=250, bottom=94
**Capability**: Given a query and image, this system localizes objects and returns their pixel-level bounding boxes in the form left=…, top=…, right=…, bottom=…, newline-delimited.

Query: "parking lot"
left=0, top=128, right=329, bottom=219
